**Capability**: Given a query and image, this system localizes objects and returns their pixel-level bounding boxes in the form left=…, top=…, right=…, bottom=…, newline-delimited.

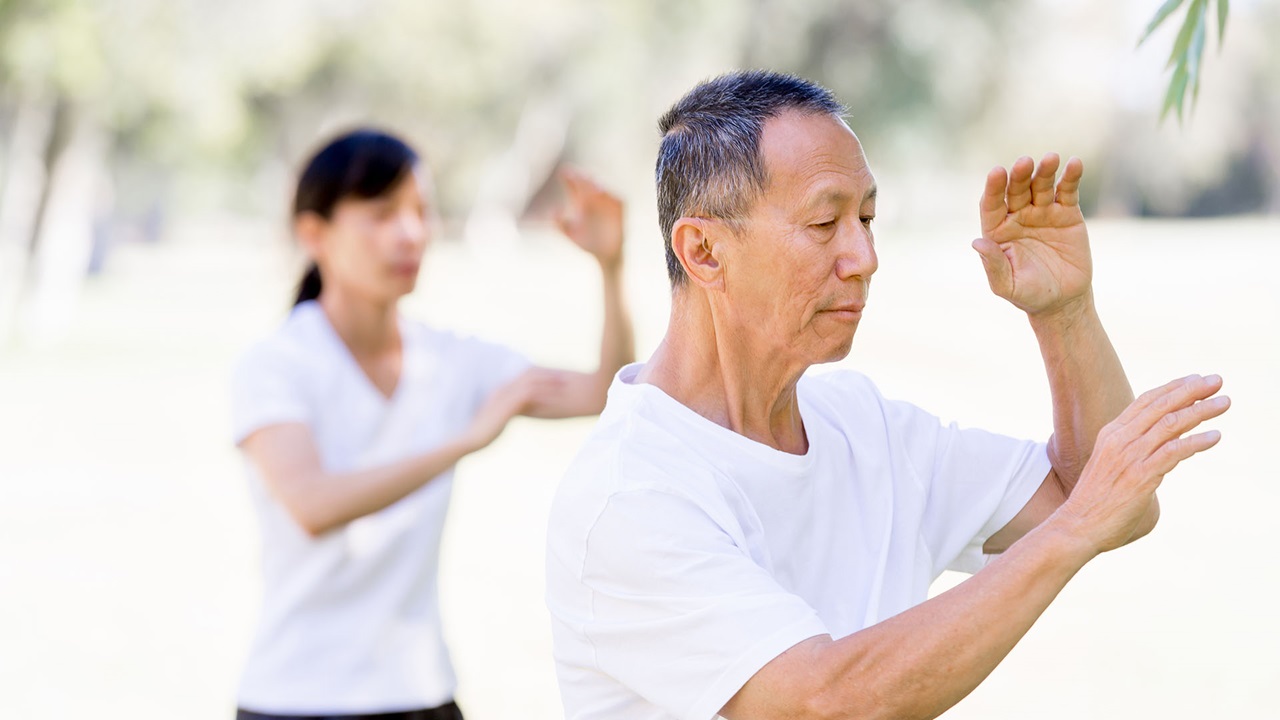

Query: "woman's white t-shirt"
left=230, top=300, right=527, bottom=714
left=545, top=364, right=1052, bottom=720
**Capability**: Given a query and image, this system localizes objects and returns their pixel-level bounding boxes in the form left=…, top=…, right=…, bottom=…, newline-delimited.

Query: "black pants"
left=236, top=701, right=464, bottom=720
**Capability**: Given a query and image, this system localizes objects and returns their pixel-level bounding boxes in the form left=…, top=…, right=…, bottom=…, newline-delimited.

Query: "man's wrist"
left=1027, top=290, right=1097, bottom=336
left=1038, top=506, right=1102, bottom=567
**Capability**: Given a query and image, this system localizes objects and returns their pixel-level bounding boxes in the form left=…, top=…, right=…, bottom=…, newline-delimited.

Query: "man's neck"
left=635, top=293, right=809, bottom=454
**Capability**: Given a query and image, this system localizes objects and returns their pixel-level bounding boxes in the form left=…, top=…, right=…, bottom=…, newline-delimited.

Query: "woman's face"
left=303, top=169, right=434, bottom=304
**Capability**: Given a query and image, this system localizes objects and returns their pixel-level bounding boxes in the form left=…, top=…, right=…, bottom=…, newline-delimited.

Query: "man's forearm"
left=1029, top=290, right=1133, bottom=485
left=726, top=515, right=1096, bottom=720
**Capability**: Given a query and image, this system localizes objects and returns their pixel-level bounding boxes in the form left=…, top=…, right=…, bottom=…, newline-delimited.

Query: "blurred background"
left=0, top=0, right=1276, bottom=718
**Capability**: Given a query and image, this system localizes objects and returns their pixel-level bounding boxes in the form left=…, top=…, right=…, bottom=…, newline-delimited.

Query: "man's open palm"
left=973, top=153, right=1092, bottom=316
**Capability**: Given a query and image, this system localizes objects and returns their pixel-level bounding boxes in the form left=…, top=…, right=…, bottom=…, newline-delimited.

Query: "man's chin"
left=814, top=327, right=857, bottom=365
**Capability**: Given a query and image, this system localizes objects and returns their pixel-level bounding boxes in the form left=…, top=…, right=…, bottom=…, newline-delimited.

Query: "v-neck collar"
left=303, top=300, right=413, bottom=405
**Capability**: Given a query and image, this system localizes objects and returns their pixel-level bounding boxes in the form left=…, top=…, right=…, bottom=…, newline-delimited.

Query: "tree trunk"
left=22, top=104, right=108, bottom=344
left=0, top=88, right=55, bottom=345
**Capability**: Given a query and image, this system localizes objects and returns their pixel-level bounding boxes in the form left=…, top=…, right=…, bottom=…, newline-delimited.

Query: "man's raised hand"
left=972, top=153, right=1092, bottom=318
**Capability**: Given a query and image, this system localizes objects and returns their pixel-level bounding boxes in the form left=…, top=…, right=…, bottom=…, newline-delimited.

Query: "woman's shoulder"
left=233, top=302, right=330, bottom=378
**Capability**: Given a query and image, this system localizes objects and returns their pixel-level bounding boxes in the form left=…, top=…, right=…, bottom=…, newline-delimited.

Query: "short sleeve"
left=229, top=344, right=311, bottom=445
left=579, top=489, right=828, bottom=720
left=882, top=398, right=1051, bottom=575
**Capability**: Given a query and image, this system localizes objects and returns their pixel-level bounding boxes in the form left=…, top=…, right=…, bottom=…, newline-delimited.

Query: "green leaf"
left=1216, top=0, right=1229, bottom=48
left=1186, top=8, right=1207, bottom=105
left=1138, top=0, right=1188, bottom=47
left=1167, top=0, right=1206, bottom=68
left=1161, top=60, right=1190, bottom=122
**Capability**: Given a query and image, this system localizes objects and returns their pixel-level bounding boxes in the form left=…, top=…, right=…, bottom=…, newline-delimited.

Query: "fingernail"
left=1206, top=430, right=1222, bottom=442
left=1205, top=374, right=1222, bottom=385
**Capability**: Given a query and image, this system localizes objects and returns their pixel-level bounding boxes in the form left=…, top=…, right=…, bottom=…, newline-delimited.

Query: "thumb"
left=972, top=236, right=1014, bottom=300
left=554, top=207, right=573, bottom=238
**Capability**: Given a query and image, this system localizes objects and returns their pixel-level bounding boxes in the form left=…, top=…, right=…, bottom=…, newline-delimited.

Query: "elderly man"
left=545, top=70, right=1228, bottom=720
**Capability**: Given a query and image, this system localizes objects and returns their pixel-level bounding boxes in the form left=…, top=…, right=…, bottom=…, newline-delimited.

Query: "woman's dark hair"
left=291, top=128, right=419, bottom=305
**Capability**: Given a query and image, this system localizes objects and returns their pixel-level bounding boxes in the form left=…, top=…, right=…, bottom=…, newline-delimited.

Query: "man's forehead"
left=759, top=111, right=874, bottom=202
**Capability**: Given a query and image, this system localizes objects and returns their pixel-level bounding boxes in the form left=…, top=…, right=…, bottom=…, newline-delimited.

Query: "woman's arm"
left=525, top=168, right=635, bottom=419
left=240, top=370, right=551, bottom=536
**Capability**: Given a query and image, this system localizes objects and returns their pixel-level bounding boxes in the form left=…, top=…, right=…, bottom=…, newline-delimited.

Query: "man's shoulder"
left=551, top=392, right=727, bottom=526
left=564, top=401, right=719, bottom=488
left=800, top=367, right=879, bottom=394
left=800, top=368, right=952, bottom=446
left=799, top=368, right=888, bottom=418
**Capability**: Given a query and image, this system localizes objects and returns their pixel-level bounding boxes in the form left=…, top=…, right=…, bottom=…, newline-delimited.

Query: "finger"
left=565, top=167, right=609, bottom=202
left=1055, top=157, right=1084, bottom=207
left=553, top=208, right=574, bottom=237
left=971, top=236, right=1013, bottom=299
left=1146, top=429, right=1222, bottom=477
left=1005, top=156, right=1035, bottom=212
left=567, top=168, right=601, bottom=195
left=1143, top=393, right=1231, bottom=454
left=558, top=164, right=582, bottom=185
left=559, top=166, right=589, bottom=201
left=979, top=166, right=1009, bottom=234
left=1030, top=153, right=1060, bottom=207
left=1124, top=374, right=1225, bottom=437
left=1114, top=373, right=1209, bottom=426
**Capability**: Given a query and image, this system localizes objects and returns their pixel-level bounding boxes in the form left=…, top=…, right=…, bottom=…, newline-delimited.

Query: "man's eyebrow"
left=806, top=189, right=852, bottom=208
left=802, top=184, right=876, bottom=212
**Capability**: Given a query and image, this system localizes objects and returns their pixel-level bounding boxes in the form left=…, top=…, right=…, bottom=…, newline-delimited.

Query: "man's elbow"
left=1127, top=497, right=1161, bottom=544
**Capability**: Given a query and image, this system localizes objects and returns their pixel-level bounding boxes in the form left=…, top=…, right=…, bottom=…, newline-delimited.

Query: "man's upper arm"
left=982, top=467, right=1068, bottom=554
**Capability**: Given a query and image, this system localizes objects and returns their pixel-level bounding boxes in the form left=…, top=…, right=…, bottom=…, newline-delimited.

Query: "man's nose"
left=835, top=223, right=877, bottom=281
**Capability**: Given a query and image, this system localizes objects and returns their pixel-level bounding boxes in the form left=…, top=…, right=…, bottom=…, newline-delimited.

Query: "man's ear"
left=671, top=217, right=725, bottom=291
left=294, top=211, right=326, bottom=263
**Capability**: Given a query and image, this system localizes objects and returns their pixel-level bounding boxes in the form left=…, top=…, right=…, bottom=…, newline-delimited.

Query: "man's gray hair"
left=656, top=70, right=845, bottom=286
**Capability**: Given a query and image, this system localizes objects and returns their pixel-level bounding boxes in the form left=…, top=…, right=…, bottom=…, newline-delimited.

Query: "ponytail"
left=294, top=262, right=323, bottom=306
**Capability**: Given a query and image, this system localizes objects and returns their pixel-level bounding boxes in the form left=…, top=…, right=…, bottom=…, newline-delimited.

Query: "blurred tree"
left=0, top=0, right=1274, bottom=346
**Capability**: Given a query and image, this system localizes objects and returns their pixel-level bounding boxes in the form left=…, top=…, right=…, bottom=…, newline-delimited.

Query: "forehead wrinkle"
left=757, top=112, right=874, bottom=218
left=781, top=152, right=871, bottom=205
left=792, top=169, right=875, bottom=217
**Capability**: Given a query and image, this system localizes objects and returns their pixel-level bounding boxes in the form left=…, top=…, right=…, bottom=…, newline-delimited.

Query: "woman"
left=230, top=129, right=633, bottom=720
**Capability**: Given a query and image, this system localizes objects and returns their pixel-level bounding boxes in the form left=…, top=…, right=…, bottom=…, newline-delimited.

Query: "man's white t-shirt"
left=230, top=300, right=527, bottom=715
left=545, top=364, right=1051, bottom=720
